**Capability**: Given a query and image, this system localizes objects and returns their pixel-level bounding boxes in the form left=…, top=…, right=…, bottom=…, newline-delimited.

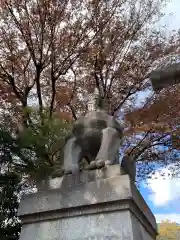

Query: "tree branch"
left=127, top=128, right=153, bottom=157
left=111, top=88, right=134, bottom=115
left=67, top=103, right=77, bottom=120
left=134, top=134, right=169, bottom=161
left=7, top=4, right=37, bottom=65
left=0, top=70, right=23, bottom=103
left=35, top=65, right=43, bottom=114
left=49, top=76, right=56, bottom=118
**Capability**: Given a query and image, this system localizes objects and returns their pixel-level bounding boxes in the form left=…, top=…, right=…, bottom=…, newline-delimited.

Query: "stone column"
left=18, top=165, right=157, bottom=240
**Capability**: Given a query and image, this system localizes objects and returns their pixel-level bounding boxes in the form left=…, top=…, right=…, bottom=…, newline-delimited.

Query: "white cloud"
left=155, top=213, right=180, bottom=224
left=146, top=166, right=180, bottom=206
left=159, top=0, right=180, bottom=31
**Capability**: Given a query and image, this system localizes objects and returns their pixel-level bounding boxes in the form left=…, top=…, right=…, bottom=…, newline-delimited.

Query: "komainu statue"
left=62, top=88, right=124, bottom=175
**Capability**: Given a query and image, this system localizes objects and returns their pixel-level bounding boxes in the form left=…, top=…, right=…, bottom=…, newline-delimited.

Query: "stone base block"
left=18, top=165, right=157, bottom=240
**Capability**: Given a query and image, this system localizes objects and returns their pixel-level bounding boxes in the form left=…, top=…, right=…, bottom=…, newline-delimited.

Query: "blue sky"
left=139, top=0, right=180, bottom=224
left=159, top=0, right=180, bottom=31
left=140, top=165, right=180, bottom=223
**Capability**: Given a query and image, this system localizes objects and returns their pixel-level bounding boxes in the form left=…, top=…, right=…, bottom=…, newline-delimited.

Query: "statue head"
left=87, top=88, right=109, bottom=112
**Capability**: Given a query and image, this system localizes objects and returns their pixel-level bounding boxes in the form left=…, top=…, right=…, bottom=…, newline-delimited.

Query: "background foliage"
left=157, top=220, right=180, bottom=240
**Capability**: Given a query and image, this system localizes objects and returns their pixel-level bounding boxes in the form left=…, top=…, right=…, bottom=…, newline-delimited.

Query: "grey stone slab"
left=19, top=208, right=156, bottom=240
left=131, top=212, right=154, bottom=240
left=19, top=175, right=132, bottom=216
left=19, top=211, right=133, bottom=240
left=130, top=181, right=157, bottom=231
left=18, top=165, right=157, bottom=240
left=36, top=164, right=126, bottom=191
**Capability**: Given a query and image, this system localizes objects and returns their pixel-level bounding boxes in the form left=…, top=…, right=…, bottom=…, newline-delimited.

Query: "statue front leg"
left=63, top=137, right=81, bottom=174
left=96, top=127, right=121, bottom=166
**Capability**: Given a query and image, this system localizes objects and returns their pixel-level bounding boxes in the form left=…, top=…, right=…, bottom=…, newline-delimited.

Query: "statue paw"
left=84, top=161, right=97, bottom=170
left=96, top=160, right=105, bottom=168
left=84, top=160, right=108, bottom=170
left=64, top=169, right=72, bottom=175
left=105, top=160, right=113, bottom=166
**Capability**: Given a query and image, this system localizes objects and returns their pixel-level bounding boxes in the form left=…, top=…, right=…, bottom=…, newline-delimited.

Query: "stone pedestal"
left=18, top=165, right=157, bottom=240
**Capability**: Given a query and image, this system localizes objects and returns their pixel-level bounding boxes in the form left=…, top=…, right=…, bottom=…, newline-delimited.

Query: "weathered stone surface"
left=18, top=166, right=157, bottom=240
left=150, top=63, right=180, bottom=92
left=36, top=161, right=135, bottom=192
left=19, top=211, right=141, bottom=240
left=62, top=88, right=124, bottom=174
